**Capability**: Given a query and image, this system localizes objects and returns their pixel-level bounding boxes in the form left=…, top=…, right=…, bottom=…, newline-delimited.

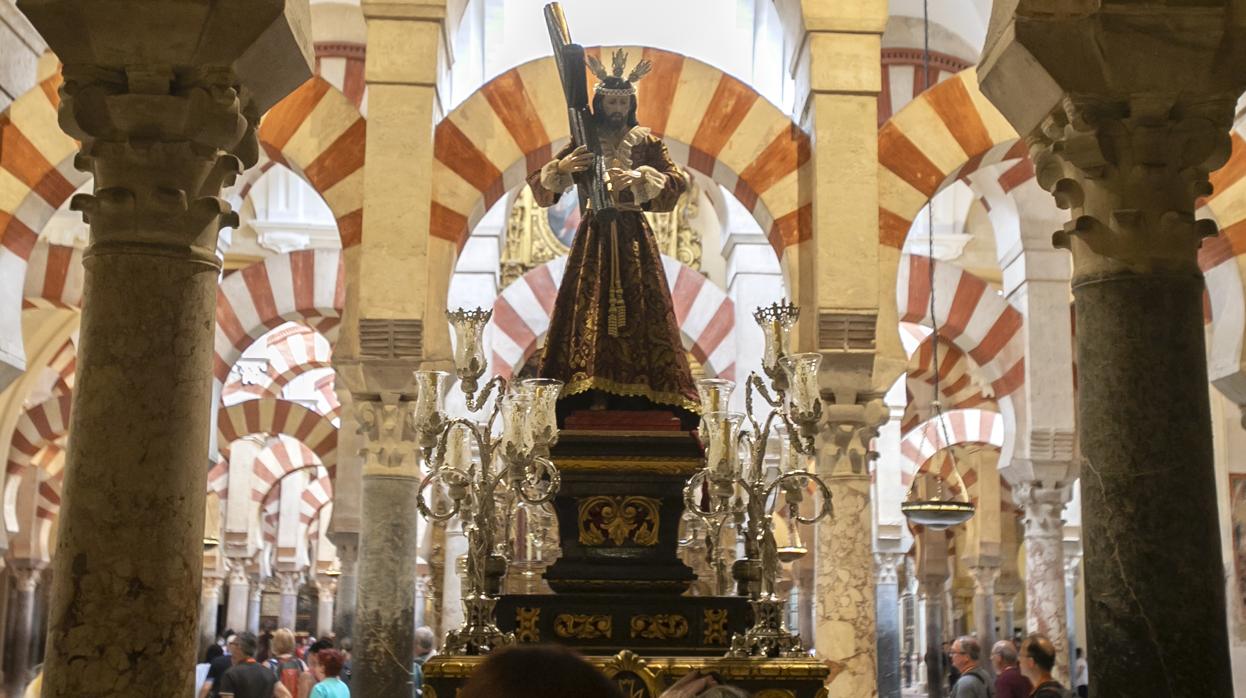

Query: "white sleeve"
left=539, top=159, right=574, bottom=194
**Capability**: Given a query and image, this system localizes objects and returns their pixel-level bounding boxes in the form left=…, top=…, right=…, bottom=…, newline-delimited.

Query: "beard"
left=596, top=110, right=628, bottom=132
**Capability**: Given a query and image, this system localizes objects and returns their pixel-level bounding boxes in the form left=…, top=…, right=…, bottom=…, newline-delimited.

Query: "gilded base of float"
left=423, top=649, right=830, bottom=698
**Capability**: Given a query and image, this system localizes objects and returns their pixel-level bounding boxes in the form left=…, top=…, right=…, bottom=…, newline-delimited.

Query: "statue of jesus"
left=526, top=49, right=699, bottom=423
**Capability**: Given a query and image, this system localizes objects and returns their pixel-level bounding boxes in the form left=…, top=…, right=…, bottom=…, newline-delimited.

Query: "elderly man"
left=949, top=636, right=993, bottom=698
left=991, top=640, right=1031, bottom=698
left=1020, top=633, right=1071, bottom=698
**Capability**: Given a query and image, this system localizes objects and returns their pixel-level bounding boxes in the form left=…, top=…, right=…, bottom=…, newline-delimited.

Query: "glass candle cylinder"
left=443, top=423, right=472, bottom=471
left=696, top=378, right=735, bottom=414
left=519, top=378, right=562, bottom=450
left=779, top=352, right=821, bottom=418
left=753, top=301, right=799, bottom=375
left=501, top=393, right=534, bottom=463
left=699, top=411, right=744, bottom=481
left=413, top=370, right=450, bottom=438
left=447, top=307, right=491, bottom=386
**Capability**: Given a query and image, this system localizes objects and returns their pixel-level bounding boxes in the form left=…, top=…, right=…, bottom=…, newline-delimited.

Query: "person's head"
left=272, top=628, right=296, bottom=656
left=316, top=649, right=345, bottom=680
left=951, top=635, right=980, bottom=673
left=1019, top=633, right=1058, bottom=683
left=1076, top=647, right=1084, bottom=660
left=990, top=640, right=1018, bottom=673
left=460, top=645, right=624, bottom=698
left=231, top=632, right=258, bottom=664
left=205, top=643, right=224, bottom=663
left=588, top=51, right=643, bottom=133
left=306, top=639, right=333, bottom=669
left=339, top=637, right=352, bottom=657
left=414, top=626, right=436, bottom=658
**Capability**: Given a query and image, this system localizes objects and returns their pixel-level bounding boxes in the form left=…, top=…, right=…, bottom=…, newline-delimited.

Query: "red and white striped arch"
left=22, top=241, right=84, bottom=309
left=899, top=408, right=1006, bottom=491
left=214, top=249, right=345, bottom=388
left=878, top=49, right=973, bottom=127
left=216, top=398, right=337, bottom=475
left=490, top=255, right=736, bottom=380
left=207, top=458, right=229, bottom=498
left=5, top=392, right=71, bottom=476
left=315, top=42, right=366, bottom=113
left=903, top=332, right=997, bottom=435
left=253, top=437, right=326, bottom=503
left=257, top=76, right=365, bottom=248
left=897, top=254, right=1024, bottom=398
left=433, top=47, right=810, bottom=256
left=298, top=473, right=333, bottom=541
left=1197, top=131, right=1246, bottom=403
left=263, top=361, right=334, bottom=399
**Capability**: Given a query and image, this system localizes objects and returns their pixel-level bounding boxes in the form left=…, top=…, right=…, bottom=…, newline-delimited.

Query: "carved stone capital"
left=819, top=398, right=888, bottom=477
left=275, top=570, right=302, bottom=596
left=329, top=530, right=360, bottom=564
left=1029, top=94, right=1235, bottom=279
left=355, top=393, right=420, bottom=478
left=316, top=576, right=338, bottom=601
left=12, top=566, right=41, bottom=593
left=1014, top=481, right=1073, bottom=541
left=874, top=552, right=903, bottom=586
left=226, top=558, right=252, bottom=587
left=969, top=565, right=1000, bottom=597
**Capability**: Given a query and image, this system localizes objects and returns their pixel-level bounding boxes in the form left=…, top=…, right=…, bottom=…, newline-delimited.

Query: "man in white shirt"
left=1074, top=648, right=1088, bottom=697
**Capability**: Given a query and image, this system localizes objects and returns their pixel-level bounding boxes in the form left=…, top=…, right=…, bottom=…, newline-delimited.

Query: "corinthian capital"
left=820, top=398, right=888, bottom=477
left=1031, top=94, right=1234, bottom=278
left=355, top=393, right=420, bottom=476
left=1014, top=481, right=1072, bottom=540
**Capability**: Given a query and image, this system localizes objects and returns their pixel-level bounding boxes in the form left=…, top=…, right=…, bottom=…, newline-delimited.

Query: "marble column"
left=874, top=553, right=903, bottom=698
left=15, top=5, right=310, bottom=695
left=316, top=577, right=336, bottom=638
left=224, top=561, right=251, bottom=635
left=1016, top=482, right=1070, bottom=682
left=969, top=565, right=999, bottom=653
left=331, top=531, right=359, bottom=640
left=276, top=571, right=301, bottom=631
left=921, top=583, right=945, bottom=698
left=979, top=7, right=1245, bottom=695
left=344, top=392, right=421, bottom=695
left=199, top=575, right=224, bottom=658
left=247, top=582, right=263, bottom=635
left=915, top=590, right=928, bottom=691
left=816, top=401, right=887, bottom=697
left=996, top=592, right=1017, bottom=644
left=6, top=567, right=40, bottom=698
left=1064, top=555, right=1081, bottom=676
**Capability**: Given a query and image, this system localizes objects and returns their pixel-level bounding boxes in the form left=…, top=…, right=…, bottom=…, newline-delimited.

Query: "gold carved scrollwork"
left=703, top=609, right=728, bottom=646
left=501, top=176, right=702, bottom=289
left=754, top=691, right=796, bottom=698
left=630, top=614, right=689, bottom=640
left=578, top=496, right=661, bottom=546
left=515, top=607, right=540, bottom=643
left=554, top=613, right=612, bottom=640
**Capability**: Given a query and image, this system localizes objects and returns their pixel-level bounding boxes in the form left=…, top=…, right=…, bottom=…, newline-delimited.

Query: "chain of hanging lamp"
left=900, top=0, right=975, bottom=528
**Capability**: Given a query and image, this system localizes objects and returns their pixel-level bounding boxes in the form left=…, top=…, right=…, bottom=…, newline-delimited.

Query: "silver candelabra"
left=683, top=301, right=833, bottom=658
left=414, top=308, right=563, bottom=655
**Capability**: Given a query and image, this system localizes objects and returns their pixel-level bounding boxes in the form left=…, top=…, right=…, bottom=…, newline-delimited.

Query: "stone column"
left=980, top=6, right=1246, bottom=694
left=316, top=577, right=336, bottom=638
left=5, top=567, right=40, bottom=698
left=224, top=561, right=251, bottom=636
left=874, top=553, right=903, bottom=698
left=14, top=5, right=310, bottom=695
left=276, top=571, right=301, bottom=631
left=816, top=401, right=887, bottom=697
left=920, top=582, right=945, bottom=698
left=969, top=565, right=999, bottom=653
left=199, top=574, right=224, bottom=658
left=915, top=590, right=928, bottom=691
left=331, top=531, right=359, bottom=639
left=247, top=582, right=263, bottom=635
left=996, top=592, right=1017, bottom=645
left=1063, top=554, right=1081, bottom=676
left=1015, top=482, right=1070, bottom=682
left=334, top=388, right=421, bottom=696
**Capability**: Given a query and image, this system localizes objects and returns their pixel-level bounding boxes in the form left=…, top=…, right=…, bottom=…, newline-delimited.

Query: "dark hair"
left=1022, top=633, right=1058, bottom=673
left=460, top=645, right=624, bottom=698
left=318, top=649, right=345, bottom=677
left=235, top=631, right=259, bottom=659
left=591, top=81, right=639, bottom=129
left=307, top=638, right=333, bottom=663
left=205, top=644, right=224, bottom=663
left=1076, top=647, right=1083, bottom=658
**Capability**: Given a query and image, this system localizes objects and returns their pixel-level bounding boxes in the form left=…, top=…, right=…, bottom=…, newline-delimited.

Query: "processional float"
left=420, top=5, right=834, bottom=697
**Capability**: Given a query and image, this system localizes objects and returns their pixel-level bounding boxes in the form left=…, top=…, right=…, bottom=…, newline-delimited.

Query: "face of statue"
left=599, top=93, right=632, bottom=131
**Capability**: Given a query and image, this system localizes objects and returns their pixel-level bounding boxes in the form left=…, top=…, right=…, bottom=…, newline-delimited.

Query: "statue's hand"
left=607, top=167, right=642, bottom=189
left=557, top=145, right=593, bottom=174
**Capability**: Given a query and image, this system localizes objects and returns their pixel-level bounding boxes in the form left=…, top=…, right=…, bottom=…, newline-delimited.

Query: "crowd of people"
left=195, top=628, right=351, bottom=698
left=942, top=632, right=1087, bottom=698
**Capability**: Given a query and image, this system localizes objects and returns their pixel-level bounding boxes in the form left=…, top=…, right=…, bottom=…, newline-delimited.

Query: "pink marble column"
left=6, top=566, right=41, bottom=698
left=1016, top=481, right=1070, bottom=682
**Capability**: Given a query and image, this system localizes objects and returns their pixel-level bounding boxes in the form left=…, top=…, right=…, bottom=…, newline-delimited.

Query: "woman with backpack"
left=267, top=629, right=307, bottom=698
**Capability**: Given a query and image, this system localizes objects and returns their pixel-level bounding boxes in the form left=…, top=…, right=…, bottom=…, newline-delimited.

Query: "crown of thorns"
left=586, top=49, right=652, bottom=96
